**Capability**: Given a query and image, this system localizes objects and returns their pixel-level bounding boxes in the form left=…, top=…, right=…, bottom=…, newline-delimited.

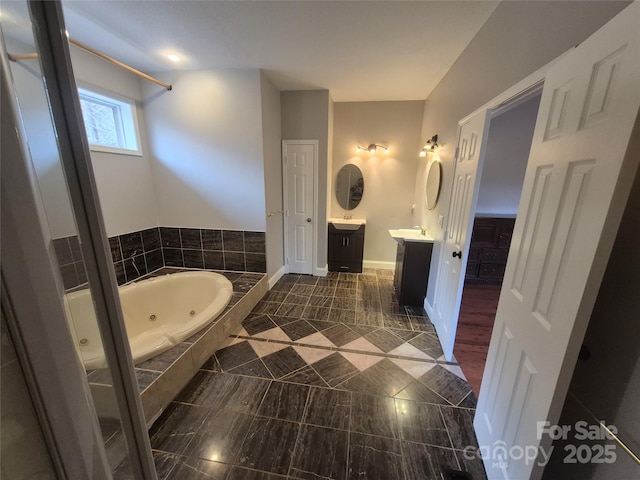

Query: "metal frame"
left=2, top=37, right=110, bottom=478
left=9, top=1, right=157, bottom=477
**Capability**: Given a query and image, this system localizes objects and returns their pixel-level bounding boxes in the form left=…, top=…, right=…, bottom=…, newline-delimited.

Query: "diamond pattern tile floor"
left=145, top=270, right=486, bottom=480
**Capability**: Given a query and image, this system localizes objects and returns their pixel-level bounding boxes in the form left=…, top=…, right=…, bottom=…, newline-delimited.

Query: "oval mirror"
left=335, top=164, right=364, bottom=210
left=425, top=160, right=442, bottom=210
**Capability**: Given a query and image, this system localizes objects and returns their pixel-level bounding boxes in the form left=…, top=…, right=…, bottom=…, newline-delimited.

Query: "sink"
left=329, top=218, right=366, bottom=230
left=389, top=228, right=435, bottom=243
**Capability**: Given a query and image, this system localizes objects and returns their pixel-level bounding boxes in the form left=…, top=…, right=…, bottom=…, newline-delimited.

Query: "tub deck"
left=87, top=267, right=268, bottom=426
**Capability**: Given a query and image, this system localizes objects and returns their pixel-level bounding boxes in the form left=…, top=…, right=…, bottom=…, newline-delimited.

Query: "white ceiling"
left=10, top=1, right=501, bottom=102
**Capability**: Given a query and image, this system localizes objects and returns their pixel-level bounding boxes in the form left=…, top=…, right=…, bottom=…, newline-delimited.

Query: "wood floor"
left=454, top=283, right=501, bottom=396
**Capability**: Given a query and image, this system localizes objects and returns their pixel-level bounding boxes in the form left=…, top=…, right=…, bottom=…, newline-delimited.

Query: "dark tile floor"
left=143, top=270, right=487, bottom=479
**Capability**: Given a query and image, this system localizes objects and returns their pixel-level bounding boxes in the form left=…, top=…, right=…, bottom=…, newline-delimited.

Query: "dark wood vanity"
left=328, top=223, right=365, bottom=273
left=393, top=239, right=433, bottom=306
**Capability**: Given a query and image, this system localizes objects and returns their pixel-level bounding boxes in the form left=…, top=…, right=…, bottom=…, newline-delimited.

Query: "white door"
left=432, top=110, right=489, bottom=360
left=283, top=141, right=316, bottom=275
left=475, top=4, right=640, bottom=479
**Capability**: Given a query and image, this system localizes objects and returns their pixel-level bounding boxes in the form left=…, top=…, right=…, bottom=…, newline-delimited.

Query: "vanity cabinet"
left=393, top=240, right=433, bottom=306
left=328, top=223, right=365, bottom=273
left=465, top=216, right=515, bottom=285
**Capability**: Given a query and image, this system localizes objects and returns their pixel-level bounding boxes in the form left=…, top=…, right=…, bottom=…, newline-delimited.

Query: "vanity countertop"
left=389, top=228, right=435, bottom=243
left=329, top=218, right=366, bottom=230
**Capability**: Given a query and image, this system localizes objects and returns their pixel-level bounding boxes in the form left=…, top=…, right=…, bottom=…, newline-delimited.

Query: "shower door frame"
left=1, top=1, right=157, bottom=478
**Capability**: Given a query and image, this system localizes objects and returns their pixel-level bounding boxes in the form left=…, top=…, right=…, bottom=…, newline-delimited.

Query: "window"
left=78, top=87, right=142, bottom=156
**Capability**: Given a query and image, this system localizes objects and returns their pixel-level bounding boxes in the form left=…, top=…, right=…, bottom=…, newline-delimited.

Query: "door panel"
left=433, top=110, right=490, bottom=360
left=475, top=4, right=640, bottom=479
left=284, top=142, right=315, bottom=274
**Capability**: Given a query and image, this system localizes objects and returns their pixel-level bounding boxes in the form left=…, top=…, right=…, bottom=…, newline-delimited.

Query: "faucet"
left=343, top=214, right=352, bottom=220
left=413, top=225, right=427, bottom=235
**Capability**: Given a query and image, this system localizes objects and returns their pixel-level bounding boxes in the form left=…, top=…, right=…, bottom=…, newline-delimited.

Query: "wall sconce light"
left=357, top=143, right=389, bottom=153
left=419, top=135, right=438, bottom=157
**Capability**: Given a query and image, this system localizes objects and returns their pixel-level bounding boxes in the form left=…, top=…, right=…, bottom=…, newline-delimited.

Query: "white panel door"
left=284, top=142, right=315, bottom=275
left=433, top=110, right=489, bottom=360
left=475, top=4, right=640, bottom=479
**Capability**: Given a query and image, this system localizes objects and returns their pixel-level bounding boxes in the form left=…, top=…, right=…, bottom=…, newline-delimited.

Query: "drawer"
left=470, top=219, right=501, bottom=246
left=478, top=263, right=506, bottom=278
left=481, top=248, right=508, bottom=263
left=498, top=233, right=513, bottom=249
left=328, top=261, right=363, bottom=273
left=468, top=247, right=481, bottom=261
left=466, top=261, right=479, bottom=277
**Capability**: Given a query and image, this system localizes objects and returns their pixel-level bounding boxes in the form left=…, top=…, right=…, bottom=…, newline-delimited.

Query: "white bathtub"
left=64, top=271, right=233, bottom=370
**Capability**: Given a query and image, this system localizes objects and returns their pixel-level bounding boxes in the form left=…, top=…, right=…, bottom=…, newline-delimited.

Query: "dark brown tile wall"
left=54, top=228, right=266, bottom=291
left=110, top=228, right=163, bottom=286
left=52, top=236, right=86, bottom=290
left=159, top=227, right=266, bottom=274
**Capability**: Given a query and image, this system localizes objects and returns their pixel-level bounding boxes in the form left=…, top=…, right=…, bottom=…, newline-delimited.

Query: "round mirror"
left=425, top=160, right=442, bottom=210
left=335, top=164, right=364, bottom=210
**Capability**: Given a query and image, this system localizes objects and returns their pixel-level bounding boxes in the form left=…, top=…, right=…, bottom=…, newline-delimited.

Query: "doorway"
left=282, top=140, right=318, bottom=275
left=454, top=93, right=542, bottom=395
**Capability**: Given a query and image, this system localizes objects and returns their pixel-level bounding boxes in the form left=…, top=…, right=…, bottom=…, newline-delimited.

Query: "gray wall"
left=260, top=72, right=285, bottom=279
left=71, top=48, right=158, bottom=237
left=476, top=94, right=540, bottom=216
left=413, top=0, right=631, bottom=310
left=332, top=101, right=425, bottom=264
left=143, top=69, right=266, bottom=232
left=281, top=90, right=331, bottom=272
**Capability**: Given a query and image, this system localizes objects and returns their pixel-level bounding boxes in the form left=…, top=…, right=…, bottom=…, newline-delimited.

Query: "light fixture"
left=419, top=134, right=438, bottom=156
left=357, top=143, right=389, bottom=153
left=167, top=53, right=181, bottom=62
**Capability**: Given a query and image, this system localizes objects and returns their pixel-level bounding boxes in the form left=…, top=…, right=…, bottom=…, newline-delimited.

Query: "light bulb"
left=167, top=53, right=181, bottom=62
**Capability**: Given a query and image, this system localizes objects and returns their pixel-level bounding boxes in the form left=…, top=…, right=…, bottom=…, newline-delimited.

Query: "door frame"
left=431, top=51, right=568, bottom=360
left=282, top=139, right=319, bottom=275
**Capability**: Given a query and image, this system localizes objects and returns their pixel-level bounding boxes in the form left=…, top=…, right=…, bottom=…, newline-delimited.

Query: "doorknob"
left=306, top=218, right=312, bottom=223
left=452, top=251, right=462, bottom=259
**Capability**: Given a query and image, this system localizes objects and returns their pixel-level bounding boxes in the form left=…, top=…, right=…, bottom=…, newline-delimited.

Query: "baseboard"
left=363, top=260, right=395, bottom=270
left=313, top=264, right=328, bottom=277
left=268, top=266, right=286, bottom=289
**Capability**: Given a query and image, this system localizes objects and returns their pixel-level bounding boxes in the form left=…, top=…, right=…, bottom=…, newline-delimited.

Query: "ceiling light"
left=167, top=53, right=181, bottom=62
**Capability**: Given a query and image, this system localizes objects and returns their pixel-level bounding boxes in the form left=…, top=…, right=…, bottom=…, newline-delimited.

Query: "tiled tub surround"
left=52, top=235, right=87, bottom=290
left=116, top=270, right=488, bottom=480
left=158, top=227, right=267, bottom=274
left=54, top=228, right=266, bottom=290
left=88, top=268, right=268, bottom=429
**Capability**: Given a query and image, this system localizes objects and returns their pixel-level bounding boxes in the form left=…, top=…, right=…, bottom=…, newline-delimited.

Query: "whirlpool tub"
left=64, top=271, right=233, bottom=370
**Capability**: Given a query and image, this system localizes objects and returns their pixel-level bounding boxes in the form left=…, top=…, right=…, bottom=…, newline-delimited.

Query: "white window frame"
left=78, top=85, right=143, bottom=156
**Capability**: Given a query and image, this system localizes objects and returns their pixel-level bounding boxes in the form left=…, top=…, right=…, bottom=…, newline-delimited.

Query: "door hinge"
left=454, top=147, right=460, bottom=161
left=283, top=156, right=288, bottom=165
left=286, top=257, right=289, bottom=265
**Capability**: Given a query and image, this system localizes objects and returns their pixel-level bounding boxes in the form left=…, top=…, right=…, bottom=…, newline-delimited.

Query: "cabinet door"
left=329, top=233, right=348, bottom=263
left=345, top=234, right=364, bottom=263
